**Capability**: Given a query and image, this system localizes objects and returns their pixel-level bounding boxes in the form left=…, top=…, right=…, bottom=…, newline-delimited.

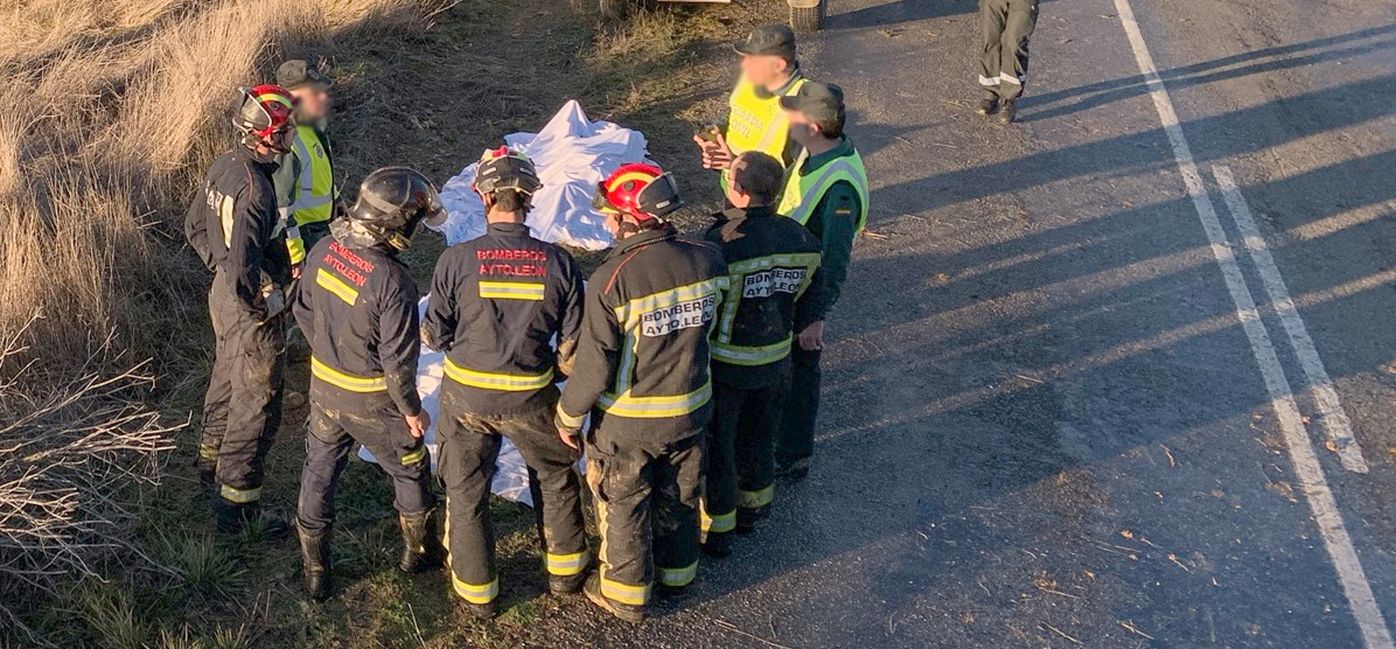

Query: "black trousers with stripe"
left=437, top=385, right=587, bottom=604
left=703, top=379, right=786, bottom=534
left=296, top=396, right=433, bottom=534
left=196, top=268, right=286, bottom=506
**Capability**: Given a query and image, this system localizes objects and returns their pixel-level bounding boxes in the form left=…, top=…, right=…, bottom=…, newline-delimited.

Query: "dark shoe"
left=655, top=583, right=691, bottom=601
left=996, top=99, right=1018, bottom=124
left=456, top=598, right=496, bottom=620
left=701, top=531, right=732, bottom=558
left=214, top=498, right=290, bottom=539
left=296, top=522, right=332, bottom=601
left=774, top=458, right=810, bottom=481
left=736, top=506, right=768, bottom=535
left=549, top=570, right=588, bottom=596
left=197, top=468, right=216, bottom=493
left=583, top=574, right=645, bottom=624
left=397, top=510, right=443, bottom=574
left=975, top=98, right=999, bottom=115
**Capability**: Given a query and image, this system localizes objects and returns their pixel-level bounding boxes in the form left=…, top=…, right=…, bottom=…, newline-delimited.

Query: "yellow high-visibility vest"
left=284, top=125, right=334, bottom=263
left=778, top=144, right=870, bottom=233
left=726, top=74, right=807, bottom=162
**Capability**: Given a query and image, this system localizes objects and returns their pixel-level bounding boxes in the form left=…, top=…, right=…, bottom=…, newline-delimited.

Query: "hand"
left=558, top=426, right=581, bottom=451
left=405, top=410, right=431, bottom=439
left=797, top=320, right=826, bottom=351
left=699, top=132, right=734, bottom=170
left=291, top=265, right=303, bottom=280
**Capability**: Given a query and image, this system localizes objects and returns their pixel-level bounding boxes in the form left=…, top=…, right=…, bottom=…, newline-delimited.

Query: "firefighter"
left=273, top=59, right=340, bottom=268
left=975, top=0, right=1040, bottom=124
left=554, top=164, right=728, bottom=622
left=773, top=81, right=869, bottom=480
left=184, top=85, right=297, bottom=535
left=423, top=148, right=590, bottom=619
left=694, top=24, right=808, bottom=184
left=291, top=166, right=447, bottom=601
left=700, top=151, right=826, bottom=557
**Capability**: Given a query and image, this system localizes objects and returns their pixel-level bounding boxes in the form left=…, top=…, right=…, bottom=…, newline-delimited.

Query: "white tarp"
left=358, top=101, right=644, bottom=506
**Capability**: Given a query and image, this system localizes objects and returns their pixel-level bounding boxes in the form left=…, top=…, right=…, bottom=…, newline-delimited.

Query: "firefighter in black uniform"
left=184, top=85, right=297, bottom=535
left=700, top=152, right=825, bottom=557
left=423, top=148, right=590, bottom=618
left=555, top=163, right=728, bottom=623
left=291, top=167, right=448, bottom=601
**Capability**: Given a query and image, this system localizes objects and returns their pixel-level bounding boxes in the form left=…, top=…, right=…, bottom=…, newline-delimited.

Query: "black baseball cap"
left=734, top=24, right=797, bottom=58
left=276, top=59, right=332, bottom=90
left=779, top=81, right=845, bottom=122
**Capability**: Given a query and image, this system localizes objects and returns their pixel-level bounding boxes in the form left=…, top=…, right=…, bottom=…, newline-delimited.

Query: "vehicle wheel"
left=789, top=0, right=825, bottom=32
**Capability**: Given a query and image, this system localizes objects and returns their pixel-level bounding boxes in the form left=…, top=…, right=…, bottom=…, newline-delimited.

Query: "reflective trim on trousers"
left=738, top=484, right=775, bottom=510
left=701, top=506, right=736, bottom=534
left=659, top=561, right=698, bottom=588
left=601, top=577, right=651, bottom=605
left=451, top=573, right=499, bottom=604
left=545, top=549, right=590, bottom=576
left=220, top=483, right=262, bottom=504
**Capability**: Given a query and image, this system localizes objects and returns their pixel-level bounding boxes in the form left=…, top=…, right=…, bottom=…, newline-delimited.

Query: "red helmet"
left=233, top=84, right=296, bottom=150
left=593, top=162, right=682, bottom=222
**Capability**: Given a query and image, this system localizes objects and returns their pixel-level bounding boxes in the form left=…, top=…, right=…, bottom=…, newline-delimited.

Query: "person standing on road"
left=694, top=25, right=808, bottom=183
left=291, top=167, right=447, bottom=601
left=184, top=85, right=298, bottom=536
left=423, top=148, right=591, bottom=619
left=554, top=164, right=729, bottom=623
left=701, top=151, right=826, bottom=557
left=975, top=0, right=1040, bottom=124
left=773, top=81, right=869, bottom=480
left=273, top=59, right=340, bottom=268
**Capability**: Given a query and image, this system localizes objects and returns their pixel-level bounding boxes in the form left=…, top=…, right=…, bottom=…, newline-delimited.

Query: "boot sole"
left=584, top=586, right=645, bottom=624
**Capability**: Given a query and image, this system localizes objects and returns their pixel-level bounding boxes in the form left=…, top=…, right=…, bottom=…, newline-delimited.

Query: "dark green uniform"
left=978, top=0, right=1040, bottom=101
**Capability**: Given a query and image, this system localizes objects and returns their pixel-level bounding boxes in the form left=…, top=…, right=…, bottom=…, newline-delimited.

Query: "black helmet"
left=333, top=167, right=447, bottom=250
left=473, top=146, right=542, bottom=196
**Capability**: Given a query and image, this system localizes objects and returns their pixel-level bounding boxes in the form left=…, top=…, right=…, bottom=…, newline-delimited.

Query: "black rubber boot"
left=457, top=598, right=497, bottom=620
left=214, top=499, right=289, bottom=539
left=296, top=522, right=332, bottom=601
left=702, top=530, right=732, bottom=558
left=549, top=570, right=588, bottom=595
left=397, top=510, right=442, bottom=574
left=997, top=99, right=1018, bottom=124
left=736, top=506, right=768, bottom=535
left=774, top=458, right=810, bottom=481
left=976, top=97, right=999, bottom=115
left=583, top=573, right=645, bottom=624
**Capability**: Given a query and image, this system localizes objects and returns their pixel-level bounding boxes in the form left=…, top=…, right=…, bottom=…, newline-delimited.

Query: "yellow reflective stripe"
left=545, top=550, right=590, bottom=576
left=285, top=225, right=307, bottom=265
left=254, top=92, right=293, bottom=108
left=400, top=446, right=426, bottom=466
left=659, top=561, right=698, bottom=588
left=478, top=281, right=545, bottom=301
left=310, top=356, right=387, bottom=393
left=315, top=268, right=359, bottom=306
left=600, top=577, right=650, bottom=606
left=199, top=441, right=219, bottom=461
left=779, top=149, right=870, bottom=232
left=219, top=484, right=262, bottom=504
left=450, top=574, right=499, bottom=604
left=726, top=252, right=823, bottom=275
left=701, top=506, right=736, bottom=534
left=289, top=127, right=334, bottom=225
left=443, top=358, right=553, bottom=391
left=218, top=195, right=235, bottom=247
left=614, top=278, right=729, bottom=331
left=555, top=404, right=586, bottom=430
left=711, top=336, right=792, bottom=366
left=598, top=381, right=712, bottom=419
left=738, top=485, right=775, bottom=509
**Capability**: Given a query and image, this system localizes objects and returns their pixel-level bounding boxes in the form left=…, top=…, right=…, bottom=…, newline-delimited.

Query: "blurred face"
left=739, top=54, right=790, bottom=90
left=292, top=84, right=332, bottom=122
left=786, top=110, right=819, bottom=147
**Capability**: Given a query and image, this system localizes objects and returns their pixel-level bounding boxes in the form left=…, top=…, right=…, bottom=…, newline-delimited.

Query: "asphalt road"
left=523, top=0, right=1396, bottom=646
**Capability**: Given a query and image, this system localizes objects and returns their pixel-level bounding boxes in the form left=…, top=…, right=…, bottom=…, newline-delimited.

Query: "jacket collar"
left=608, top=224, right=677, bottom=259
left=801, top=135, right=854, bottom=174
left=487, top=221, right=530, bottom=236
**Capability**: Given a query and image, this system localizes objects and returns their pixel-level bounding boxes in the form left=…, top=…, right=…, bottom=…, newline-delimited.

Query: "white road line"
left=1110, top=0, right=1394, bottom=646
left=1213, top=164, right=1370, bottom=473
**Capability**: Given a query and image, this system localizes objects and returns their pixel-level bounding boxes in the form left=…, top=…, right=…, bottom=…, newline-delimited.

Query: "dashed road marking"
left=1212, top=164, right=1370, bottom=473
left=1111, top=0, right=1393, bottom=646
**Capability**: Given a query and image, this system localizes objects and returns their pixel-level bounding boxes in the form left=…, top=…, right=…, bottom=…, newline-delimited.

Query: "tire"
left=789, top=0, right=825, bottom=32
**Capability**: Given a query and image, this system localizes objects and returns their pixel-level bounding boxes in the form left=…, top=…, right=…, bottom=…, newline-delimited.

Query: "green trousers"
left=978, top=0, right=1040, bottom=100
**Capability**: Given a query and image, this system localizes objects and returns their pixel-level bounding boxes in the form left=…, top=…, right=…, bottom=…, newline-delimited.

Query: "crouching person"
left=291, top=167, right=448, bottom=600
left=423, top=148, right=591, bottom=618
left=555, top=164, right=729, bottom=622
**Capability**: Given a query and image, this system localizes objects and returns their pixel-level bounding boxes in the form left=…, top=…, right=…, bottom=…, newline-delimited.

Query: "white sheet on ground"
left=358, top=101, right=634, bottom=506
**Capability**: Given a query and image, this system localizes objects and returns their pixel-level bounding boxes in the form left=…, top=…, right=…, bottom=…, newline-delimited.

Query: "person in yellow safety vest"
left=273, top=59, right=339, bottom=270
left=773, top=81, right=869, bottom=481
left=694, top=25, right=808, bottom=187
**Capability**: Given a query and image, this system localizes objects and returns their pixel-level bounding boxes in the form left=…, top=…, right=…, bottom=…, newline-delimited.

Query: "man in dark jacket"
left=184, top=85, right=297, bottom=535
left=701, top=152, right=825, bottom=556
left=423, top=148, right=589, bottom=619
left=291, top=167, right=447, bottom=601
left=555, top=163, right=728, bottom=623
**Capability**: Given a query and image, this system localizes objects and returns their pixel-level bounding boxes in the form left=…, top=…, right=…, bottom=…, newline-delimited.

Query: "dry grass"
left=0, top=0, right=451, bottom=373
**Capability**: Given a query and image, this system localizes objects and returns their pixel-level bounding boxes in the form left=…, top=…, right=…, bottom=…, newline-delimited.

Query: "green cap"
left=276, top=59, right=332, bottom=90
left=779, top=81, right=845, bottom=122
left=734, top=24, right=797, bottom=58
